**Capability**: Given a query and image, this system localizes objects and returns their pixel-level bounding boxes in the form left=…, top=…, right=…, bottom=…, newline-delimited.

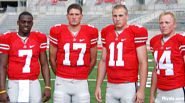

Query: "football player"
left=150, top=12, right=185, bottom=103
left=95, top=4, right=148, bottom=103
left=49, top=3, right=98, bottom=103
left=0, top=11, right=51, bottom=103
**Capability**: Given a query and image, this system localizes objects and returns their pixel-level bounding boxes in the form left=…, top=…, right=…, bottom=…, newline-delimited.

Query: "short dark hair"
left=18, top=11, right=33, bottom=20
left=113, top=4, right=128, bottom=15
left=67, top=3, right=82, bottom=14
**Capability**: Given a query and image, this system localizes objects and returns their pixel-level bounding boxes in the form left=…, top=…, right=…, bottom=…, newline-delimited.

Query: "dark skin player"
left=0, top=12, right=51, bottom=102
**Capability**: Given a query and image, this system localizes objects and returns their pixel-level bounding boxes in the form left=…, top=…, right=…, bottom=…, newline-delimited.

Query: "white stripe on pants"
left=7, top=79, right=41, bottom=103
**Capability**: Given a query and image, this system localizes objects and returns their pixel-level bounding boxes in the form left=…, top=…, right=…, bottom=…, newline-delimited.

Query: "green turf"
left=39, top=50, right=154, bottom=103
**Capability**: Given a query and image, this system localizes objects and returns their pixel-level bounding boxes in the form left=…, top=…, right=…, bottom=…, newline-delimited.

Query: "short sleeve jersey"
left=101, top=25, right=148, bottom=83
left=150, top=33, right=185, bottom=90
left=49, top=24, right=98, bottom=79
left=0, top=32, right=47, bottom=80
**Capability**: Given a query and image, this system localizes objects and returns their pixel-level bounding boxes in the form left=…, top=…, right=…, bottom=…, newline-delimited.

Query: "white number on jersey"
left=63, top=43, right=86, bottom=66
left=154, top=51, right=174, bottom=75
left=18, top=50, right=32, bottom=73
left=109, top=42, right=124, bottom=66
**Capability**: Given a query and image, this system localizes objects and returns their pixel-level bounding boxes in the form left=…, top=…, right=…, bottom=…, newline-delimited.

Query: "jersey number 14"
left=154, top=51, right=174, bottom=75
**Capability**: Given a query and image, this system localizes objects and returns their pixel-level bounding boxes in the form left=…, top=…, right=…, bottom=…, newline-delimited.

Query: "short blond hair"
left=112, top=4, right=128, bottom=15
left=159, top=11, right=176, bottom=23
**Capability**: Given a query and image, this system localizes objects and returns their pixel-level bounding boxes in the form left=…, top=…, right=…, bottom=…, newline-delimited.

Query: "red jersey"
left=0, top=35, right=3, bottom=54
left=49, top=24, right=98, bottom=79
left=0, top=32, right=47, bottom=80
left=101, top=25, right=148, bottom=83
left=150, top=33, right=185, bottom=90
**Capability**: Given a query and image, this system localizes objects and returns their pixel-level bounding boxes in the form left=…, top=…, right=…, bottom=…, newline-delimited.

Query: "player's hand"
left=134, top=89, right=145, bottom=103
left=0, top=92, right=10, bottom=102
left=149, top=96, right=155, bottom=103
left=42, top=88, right=51, bottom=102
left=95, top=86, right=102, bottom=102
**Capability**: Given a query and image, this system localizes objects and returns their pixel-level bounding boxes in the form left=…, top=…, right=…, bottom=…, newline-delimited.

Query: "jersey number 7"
left=19, top=50, right=32, bottom=73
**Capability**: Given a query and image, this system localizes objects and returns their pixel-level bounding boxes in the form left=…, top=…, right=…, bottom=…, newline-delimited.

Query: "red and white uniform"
left=0, top=35, right=3, bottom=53
left=101, top=25, right=148, bottom=83
left=150, top=33, right=185, bottom=90
left=49, top=24, right=98, bottom=79
left=0, top=32, right=47, bottom=80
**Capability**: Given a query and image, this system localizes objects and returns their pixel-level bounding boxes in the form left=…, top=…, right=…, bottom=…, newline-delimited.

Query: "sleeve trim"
left=49, top=36, right=58, bottom=41
left=49, top=39, right=58, bottom=45
left=0, top=44, right=10, bottom=50
left=179, top=45, right=185, bottom=49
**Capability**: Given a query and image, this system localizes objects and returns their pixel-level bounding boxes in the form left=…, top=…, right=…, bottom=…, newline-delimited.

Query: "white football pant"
left=155, top=87, right=185, bottom=103
left=53, top=76, right=90, bottom=103
left=106, top=82, right=137, bottom=103
left=7, top=79, right=42, bottom=103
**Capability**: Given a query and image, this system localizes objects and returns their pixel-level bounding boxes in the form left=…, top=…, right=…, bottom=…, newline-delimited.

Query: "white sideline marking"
left=97, top=59, right=153, bottom=62
left=148, top=59, right=153, bottom=62
left=149, top=67, right=154, bottom=69
left=38, top=72, right=153, bottom=87
left=38, top=78, right=106, bottom=81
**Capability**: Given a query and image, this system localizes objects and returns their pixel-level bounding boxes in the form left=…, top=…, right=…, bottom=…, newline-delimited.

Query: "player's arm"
left=0, top=53, right=9, bottom=102
left=49, top=44, right=57, bottom=75
left=39, top=52, right=51, bottom=102
left=89, top=46, right=97, bottom=75
left=95, top=47, right=107, bottom=102
left=135, top=45, right=148, bottom=103
left=149, top=63, right=157, bottom=103
left=183, top=56, right=185, bottom=65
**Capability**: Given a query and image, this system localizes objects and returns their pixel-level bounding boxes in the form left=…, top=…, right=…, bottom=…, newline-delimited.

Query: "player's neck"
left=161, top=32, right=175, bottom=44
left=18, top=32, right=30, bottom=37
left=163, top=32, right=175, bottom=38
left=115, top=25, right=128, bottom=31
left=68, top=25, right=81, bottom=32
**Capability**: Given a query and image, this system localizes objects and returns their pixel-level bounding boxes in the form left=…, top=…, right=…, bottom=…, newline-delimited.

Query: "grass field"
left=39, top=50, right=154, bottom=103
